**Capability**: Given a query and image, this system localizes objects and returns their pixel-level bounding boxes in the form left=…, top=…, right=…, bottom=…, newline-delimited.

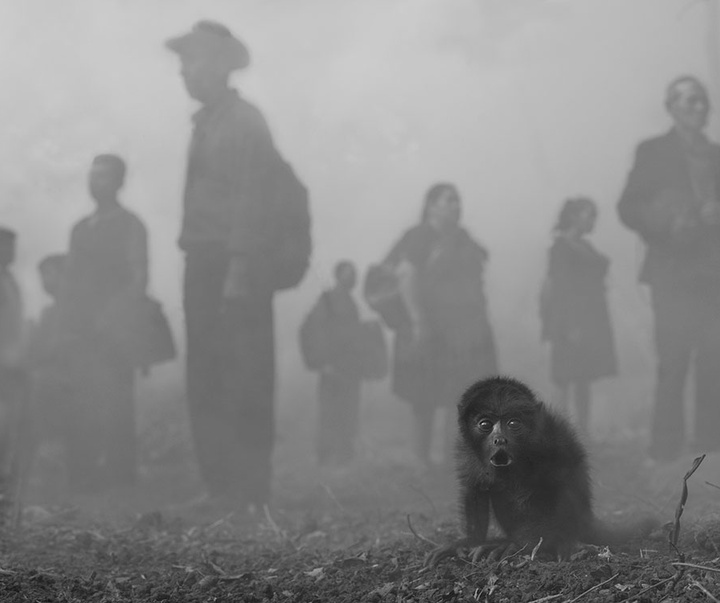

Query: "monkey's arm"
left=462, top=486, right=490, bottom=545
left=425, top=487, right=492, bottom=566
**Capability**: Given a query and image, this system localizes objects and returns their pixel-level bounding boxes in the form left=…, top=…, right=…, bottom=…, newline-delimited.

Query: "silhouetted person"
left=26, top=255, right=74, bottom=489
left=62, top=154, right=148, bottom=491
left=301, top=261, right=364, bottom=468
left=166, top=21, right=283, bottom=511
left=540, top=198, right=617, bottom=433
left=618, top=76, right=720, bottom=461
left=383, top=183, right=497, bottom=469
left=0, top=228, right=26, bottom=515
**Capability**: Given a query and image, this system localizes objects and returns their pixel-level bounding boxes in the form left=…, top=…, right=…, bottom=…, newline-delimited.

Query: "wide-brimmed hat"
left=165, top=20, right=250, bottom=72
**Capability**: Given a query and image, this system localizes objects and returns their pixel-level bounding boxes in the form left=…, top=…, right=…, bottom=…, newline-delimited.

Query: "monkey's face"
left=458, top=377, right=543, bottom=472
left=470, top=411, right=534, bottom=469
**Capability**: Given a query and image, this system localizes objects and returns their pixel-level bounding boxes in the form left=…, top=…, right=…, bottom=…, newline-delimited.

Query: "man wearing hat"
left=166, top=21, right=279, bottom=512
left=617, top=75, right=720, bottom=463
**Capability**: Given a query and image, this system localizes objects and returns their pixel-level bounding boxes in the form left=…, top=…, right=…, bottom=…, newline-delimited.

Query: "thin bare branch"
left=672, top=562, right=720, bottom=575
left=566, top=572, right=619, bottom=603
left=406, top=514, right=438, bottom=547
left=617, top=573, right=678, bottom=603
left=670, top=454, right=706, bottom=548
left=691, top=578, right=720, bottom=602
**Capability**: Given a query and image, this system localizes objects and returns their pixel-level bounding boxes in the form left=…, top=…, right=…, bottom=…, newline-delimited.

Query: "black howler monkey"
left=427, top=376, right=656, bottom=565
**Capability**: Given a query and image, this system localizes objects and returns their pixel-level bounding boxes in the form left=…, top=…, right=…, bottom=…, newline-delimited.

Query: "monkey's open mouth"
left=490, top=450, right=513, bottom=467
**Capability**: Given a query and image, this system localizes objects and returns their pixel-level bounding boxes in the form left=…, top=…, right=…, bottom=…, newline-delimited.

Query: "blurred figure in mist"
left=300, top=261, right=363, bottom=469
left=618, top=76, right=720, bottom=462
left=539, top=198, right=617, bottom=434
left=383, top=183, right=497, bottom=470
left=25, top=255, right=74, bottom=492
left=61, top=154, right=148, bottom=492
left=0, top=228, right=28, bottom=514
left=166, top=21, right=282, bottom=512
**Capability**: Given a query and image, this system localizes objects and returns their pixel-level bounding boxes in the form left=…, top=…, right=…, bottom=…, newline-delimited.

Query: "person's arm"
left=395, top=259, right=425, bottom=339
left=221, top=104, right=276, bottom=299
left=55, top=223, right=82, bottom=334
left=386, top=228, right=429, bottom=341
left=618, top=139, right=690, bottom=246
left=700, top=145, right=720, bottom=227
left=617, top=141, right=656, bottom=238
left=126, top=217, right=148, bottom=298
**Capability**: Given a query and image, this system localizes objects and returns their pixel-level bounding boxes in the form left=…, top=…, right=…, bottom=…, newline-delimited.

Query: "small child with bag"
left=299, top=261, right=387, bottom=468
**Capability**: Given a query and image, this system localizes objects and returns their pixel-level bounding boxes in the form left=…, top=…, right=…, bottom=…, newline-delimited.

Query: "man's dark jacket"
left=617, top=129, right=720, bottom=289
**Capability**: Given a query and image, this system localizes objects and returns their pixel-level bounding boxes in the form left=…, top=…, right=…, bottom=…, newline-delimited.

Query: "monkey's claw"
left=470, top=542, right=520, bottom=563
left=424, top=544, right=458, bottom=567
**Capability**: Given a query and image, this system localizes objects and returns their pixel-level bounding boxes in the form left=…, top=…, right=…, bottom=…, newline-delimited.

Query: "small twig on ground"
left=530, top=537, right=543, bottom=561
left=566, top=572, right=619, bottom=603
left=618, top=573, right=678, bottom=603
left=670, top=454, right=706, bottom=548
left=672, top=562, right=720, bottom=575
left=320, top=483, right=347, bottom=515
left=263, top=504, right=298, bottom=551
left=691, top=578, right=720, bottom=602
left=407, top=483, right=438, bottom=515
left=500, top=543, right=528, bottom=564
left=405, top=514, right=438, bottom=547
left=669, top=539, right=685, bottom=562
left=206, top=512, right=234, bottom=531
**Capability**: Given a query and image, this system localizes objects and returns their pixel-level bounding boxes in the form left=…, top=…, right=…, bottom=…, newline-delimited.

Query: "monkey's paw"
left=469, top=541, right=522, bottom=563
left=424, top=544, right=459, bottom=567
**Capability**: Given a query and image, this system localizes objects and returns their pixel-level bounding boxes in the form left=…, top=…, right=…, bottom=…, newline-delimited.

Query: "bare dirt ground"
left=1, top=383, right=720, bottom=603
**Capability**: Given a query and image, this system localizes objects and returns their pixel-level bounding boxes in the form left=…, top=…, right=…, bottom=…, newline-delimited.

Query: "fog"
left=0, top=0, right=713, bottom=449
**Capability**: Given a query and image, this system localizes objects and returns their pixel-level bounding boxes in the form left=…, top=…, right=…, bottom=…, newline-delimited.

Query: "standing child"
left=26, top=254, right=76, bottom=493
left=300, top=261, right=365, bottom=468
left=540, top=198, right=617, bottom=433
left=0, top=228, right=27, bottom=518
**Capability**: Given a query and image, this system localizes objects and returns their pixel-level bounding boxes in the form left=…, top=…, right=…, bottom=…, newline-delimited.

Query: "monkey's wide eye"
left=476, top=419, right=493, bottom=432
left=507, top=419, right=522, bottom=431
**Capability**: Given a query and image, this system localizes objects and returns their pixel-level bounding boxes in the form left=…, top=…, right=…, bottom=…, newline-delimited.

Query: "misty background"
left=0, top=0, right=714, bottom=467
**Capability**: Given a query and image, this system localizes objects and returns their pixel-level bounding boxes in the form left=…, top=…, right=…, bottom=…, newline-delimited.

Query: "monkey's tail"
left=583, top=516, right=658, bottom=547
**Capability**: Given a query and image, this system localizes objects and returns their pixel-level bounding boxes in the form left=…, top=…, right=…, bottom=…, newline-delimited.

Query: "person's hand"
left=223, top=257, right=248, bottom=300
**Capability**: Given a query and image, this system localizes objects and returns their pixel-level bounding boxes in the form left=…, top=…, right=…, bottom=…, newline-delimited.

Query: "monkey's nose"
left=493, top=436, right=507, bottom=446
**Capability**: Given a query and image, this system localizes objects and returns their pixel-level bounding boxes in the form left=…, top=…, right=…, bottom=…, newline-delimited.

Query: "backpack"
left=299, top=292, right=388, bottom=381
left=265, top=155, right=312, bottom=292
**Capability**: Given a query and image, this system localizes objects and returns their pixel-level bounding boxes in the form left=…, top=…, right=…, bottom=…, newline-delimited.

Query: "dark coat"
left=540, top=236, right=617, bottom=385
left=385, top=223, right=497, bottom=408
left=617, top=129, right=720, bottom=292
